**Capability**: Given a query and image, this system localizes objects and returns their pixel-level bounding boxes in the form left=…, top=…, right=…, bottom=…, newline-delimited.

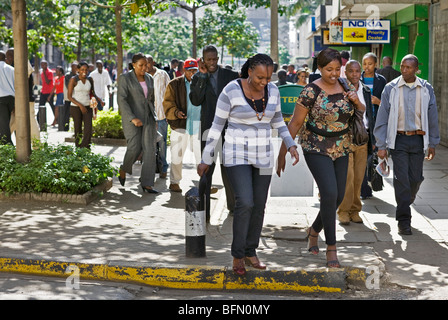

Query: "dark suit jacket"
left=189, top=66, right=239, bottom=135
left=360, top=82, right=376, bottom=154
left=377, top=66, right=401, bottom=83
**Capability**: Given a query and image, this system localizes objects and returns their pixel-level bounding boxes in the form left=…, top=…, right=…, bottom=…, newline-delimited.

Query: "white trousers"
left=169, top=128, right=201, bottom=184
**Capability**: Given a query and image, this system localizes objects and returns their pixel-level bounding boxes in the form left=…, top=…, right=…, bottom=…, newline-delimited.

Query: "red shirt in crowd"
left=41, top=68, right=54, bottom=94
left=54, top=75, right=64, bottom=94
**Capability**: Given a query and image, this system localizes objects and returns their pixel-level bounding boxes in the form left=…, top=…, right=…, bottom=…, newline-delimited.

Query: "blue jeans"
left=157, top=119, right=169, bottom=173
left=225, top=165, right=272, bottom=259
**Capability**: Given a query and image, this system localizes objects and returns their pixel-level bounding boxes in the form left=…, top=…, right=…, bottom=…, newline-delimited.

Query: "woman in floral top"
left=277, top=48, right=365, bottom=268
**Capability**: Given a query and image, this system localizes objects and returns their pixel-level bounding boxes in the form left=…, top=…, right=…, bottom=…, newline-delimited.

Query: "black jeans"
left=390, top=134, right=425, bottom=224
left=0, top=95, right=14, bottom=145
left=225, top=165, right=272, bottom=258
left=304, top=153, right=349, bottom=246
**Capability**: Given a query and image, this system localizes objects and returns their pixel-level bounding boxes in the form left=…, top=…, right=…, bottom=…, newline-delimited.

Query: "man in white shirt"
left=89, top=60, right=112, bottom=111
left=0, top=50, right=15, bottom=145
left=337, top=60, right=374, bottom=225
left=147, top=55, right=171, bottom=178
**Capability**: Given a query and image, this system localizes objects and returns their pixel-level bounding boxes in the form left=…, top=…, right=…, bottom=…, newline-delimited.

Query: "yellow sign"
left=343, top=28, right=367, bottom=43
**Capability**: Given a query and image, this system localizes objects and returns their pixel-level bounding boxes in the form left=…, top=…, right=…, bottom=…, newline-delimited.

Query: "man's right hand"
left=377, top=149, right=387, bottom=159
left=197, top=58, right=207, bottom=74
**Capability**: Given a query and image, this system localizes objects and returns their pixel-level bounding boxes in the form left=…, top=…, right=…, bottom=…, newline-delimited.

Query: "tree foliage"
left=197, top=7, right=259, bottom=62
left=128, top=16, right=192, bottom=64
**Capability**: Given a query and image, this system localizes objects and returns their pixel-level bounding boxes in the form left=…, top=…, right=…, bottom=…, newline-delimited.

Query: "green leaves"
left=92, top=110, right=125, bottom=139
left=0, top=143, right=117, bottom=195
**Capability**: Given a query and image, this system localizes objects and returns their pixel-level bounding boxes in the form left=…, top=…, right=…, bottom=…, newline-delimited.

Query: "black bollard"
left=38, top=106, right=47, bottom=132
left=185, top=175, right=208, bottom=258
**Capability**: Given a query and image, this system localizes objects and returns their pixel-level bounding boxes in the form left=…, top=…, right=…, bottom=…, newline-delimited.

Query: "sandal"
left=244, top=256, right=266, bottom=270
left=306, top=227, right=319, bottom=255
left=326, top=249, right=341, bottom=268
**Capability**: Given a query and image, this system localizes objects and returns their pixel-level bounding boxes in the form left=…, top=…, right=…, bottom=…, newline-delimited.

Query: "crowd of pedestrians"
left=0, top=44, right=440, bottom=275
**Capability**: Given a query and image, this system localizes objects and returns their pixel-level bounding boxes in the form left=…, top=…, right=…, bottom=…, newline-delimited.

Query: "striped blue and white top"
left=202, top=80, right=296, bottom=169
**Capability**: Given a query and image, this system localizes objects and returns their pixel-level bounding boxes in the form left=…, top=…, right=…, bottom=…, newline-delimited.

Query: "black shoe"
left=118, top=170, right=126, bottom=187
left=141, top=184, right=159, bottom=194
left=398, top=222, right=412, bottom=235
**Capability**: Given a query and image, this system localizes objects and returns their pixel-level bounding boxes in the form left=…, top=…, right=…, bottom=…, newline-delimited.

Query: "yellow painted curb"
left=0, top=257, right=350, bottom=293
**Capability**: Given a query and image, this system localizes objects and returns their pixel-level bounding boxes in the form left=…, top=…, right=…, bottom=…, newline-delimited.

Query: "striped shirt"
left=202, top=80, right=296, bottom=169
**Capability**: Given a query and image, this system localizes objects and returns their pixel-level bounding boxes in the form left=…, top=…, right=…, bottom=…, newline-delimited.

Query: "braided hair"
left=240, top=53, right=274, bottom=79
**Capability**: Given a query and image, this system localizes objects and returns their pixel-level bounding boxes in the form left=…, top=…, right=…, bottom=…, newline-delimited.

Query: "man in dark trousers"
left=374, top=54, right=440, bottom=235
left=190, top=45, right=239, bottom=218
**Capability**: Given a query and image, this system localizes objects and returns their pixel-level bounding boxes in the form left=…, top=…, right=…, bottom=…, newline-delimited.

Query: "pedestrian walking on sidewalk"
left=198, top=53, right=299, bottom=276
left=67, top=61, right=102, bottom=149
left=337, top=60, right=375, bottom=225
left=37, top=60, right=55, bottom=128
left=190, top=45, right=239, bottom=218
left=163, top=58, right=201, bottom=193
left=50, top=66, right=64, bottom=127
left=0, top=49, right=15, bottom=145
left=277, top=48, right=366, bottom=268
left=374, top=54, right=440, bottom=235
left=117, top=53, right=159, bottom=194
left=360, top=52, right=387, bottom=199
left=147, top=55, right=170, bottom=179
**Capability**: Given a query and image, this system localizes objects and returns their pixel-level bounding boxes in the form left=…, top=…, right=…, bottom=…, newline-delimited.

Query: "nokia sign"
left=342, top=19, right=390, bottom=44
left=347, top=20, right=384, bottom=28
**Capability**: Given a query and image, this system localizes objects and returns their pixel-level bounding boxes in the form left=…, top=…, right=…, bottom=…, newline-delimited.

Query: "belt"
left=397, top=130, right=426, bottom=136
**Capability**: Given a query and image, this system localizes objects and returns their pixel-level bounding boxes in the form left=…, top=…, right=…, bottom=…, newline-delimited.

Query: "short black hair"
left=202, top=45, right=218, bottom=56
left=340, top=50, right=350, bottom=60
left=317, top=48, right=342, bottom=68
left=402, top=54, right=419, bottom=68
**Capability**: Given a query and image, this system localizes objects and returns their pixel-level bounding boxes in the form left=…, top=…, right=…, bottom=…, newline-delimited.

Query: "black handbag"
left=368, top=153, right=384, bottom=192
left=350, top=109, right=369, bottom=146
left=337, top=77, right=369, bottom=146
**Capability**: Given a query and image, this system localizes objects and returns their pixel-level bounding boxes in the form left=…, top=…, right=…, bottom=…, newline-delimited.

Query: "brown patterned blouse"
left=296, top=82, right=354, bottom=160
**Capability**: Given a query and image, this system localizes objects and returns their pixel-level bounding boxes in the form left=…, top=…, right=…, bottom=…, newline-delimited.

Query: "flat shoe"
left=244, top=256, right=266, bottom=270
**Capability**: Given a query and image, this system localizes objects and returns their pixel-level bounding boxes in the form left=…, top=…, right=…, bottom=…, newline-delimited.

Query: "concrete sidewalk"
left=1, top=127, right=448, bottom=294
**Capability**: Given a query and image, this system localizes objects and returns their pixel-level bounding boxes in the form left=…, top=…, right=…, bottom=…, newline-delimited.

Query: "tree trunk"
left=11, top=0, right=31, bottom=163
left=115, top=0, right=123, bottom=80
left=270, top=0, right=279, bottom=64
left=192, top=5, right=197, bottom=58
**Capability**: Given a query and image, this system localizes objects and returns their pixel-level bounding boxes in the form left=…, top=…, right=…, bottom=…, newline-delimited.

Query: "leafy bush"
left=0, top=142, right=118, bottom=195
left=92, top=110, right=125, bottom=139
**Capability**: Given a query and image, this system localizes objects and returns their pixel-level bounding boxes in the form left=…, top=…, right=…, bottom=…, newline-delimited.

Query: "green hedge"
left=92, top=110, right=125, bottom=139
left=0, top=142, right=117, bottom=195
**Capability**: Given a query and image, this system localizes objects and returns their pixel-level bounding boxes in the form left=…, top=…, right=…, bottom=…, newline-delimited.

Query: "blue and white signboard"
left=342, top=20, right=391, bottom=44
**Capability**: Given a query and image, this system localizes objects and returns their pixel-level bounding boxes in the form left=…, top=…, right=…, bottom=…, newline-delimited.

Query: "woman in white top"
left=68, top=61, right=101, bottom=149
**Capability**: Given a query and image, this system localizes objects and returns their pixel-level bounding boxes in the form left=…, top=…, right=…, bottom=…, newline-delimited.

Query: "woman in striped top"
left=197, top=54, right=299, bottom=275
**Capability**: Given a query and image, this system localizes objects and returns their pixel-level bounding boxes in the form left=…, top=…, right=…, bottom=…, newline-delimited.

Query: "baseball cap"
left=184, top=58, right=198, bottom=70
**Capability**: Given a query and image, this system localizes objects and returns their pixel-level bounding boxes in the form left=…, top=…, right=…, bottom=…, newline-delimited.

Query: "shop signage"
left=342, top=19, right=390, bottom=44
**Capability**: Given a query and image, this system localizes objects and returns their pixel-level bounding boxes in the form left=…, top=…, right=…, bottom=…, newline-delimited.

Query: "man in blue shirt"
left=163, top=58, right=201, bottom=193
left=374, top=54, right=440, bottom=235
